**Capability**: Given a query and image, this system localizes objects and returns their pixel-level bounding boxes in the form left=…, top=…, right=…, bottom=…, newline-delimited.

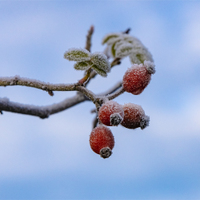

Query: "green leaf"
left=74, top=61, right=91, bottom=70
left=111, top=43, right=116, bottom=57
left=102, top=33, right=121, bottom=45
left=91, top=64, right=107, bottom=77
left=90, top=52, right=110, bottom=72
left=129, top=53, right=142, bottom=64
left=115, top=42, right=133, bottom=58
left=64, top=48, right=91, bottom=62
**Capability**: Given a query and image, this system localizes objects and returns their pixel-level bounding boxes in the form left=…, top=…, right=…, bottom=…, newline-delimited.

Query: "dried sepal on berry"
left=98, top=100, right=124, bottom=126
left=144, top=60, right=156, bottom=74
left=121, top=103, right=150, bottom=130
left=89, top=125, right=114, bottom=159
left=64, top=48, right=91, bottom=62
left=110, top=113, right=123, bottom=126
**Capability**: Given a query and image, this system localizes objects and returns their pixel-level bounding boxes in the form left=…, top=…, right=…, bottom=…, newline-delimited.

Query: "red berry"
left=123, top=61, right=155, bottom=95
left=89, top=125, right=114, bottom=158
left=98, top=100, right=124, bottom=126
left=121, top=103, right=150, bottom=129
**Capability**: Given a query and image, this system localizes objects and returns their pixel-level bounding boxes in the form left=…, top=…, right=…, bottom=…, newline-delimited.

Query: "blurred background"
left=0, top=1, right=200, bottom=199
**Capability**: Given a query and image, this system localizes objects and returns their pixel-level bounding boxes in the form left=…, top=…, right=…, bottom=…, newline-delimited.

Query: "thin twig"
left=107, top=87, right=125, bottom=100
left=92, top=114, right=98, bottom=129
left=85, top=25, right=94, bottom=52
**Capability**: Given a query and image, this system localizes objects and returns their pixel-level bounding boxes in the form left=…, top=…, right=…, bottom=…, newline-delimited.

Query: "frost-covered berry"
left=121, top=103, right=150, bottom=129
left=98, top=100, right=124, bottom=126
left=89, top=125, right=115, bottom=158
left=122, top=61, right=155, bottom=95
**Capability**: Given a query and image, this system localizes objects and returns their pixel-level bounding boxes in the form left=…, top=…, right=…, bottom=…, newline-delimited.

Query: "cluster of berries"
left=89, top=61, right=155, bottom=159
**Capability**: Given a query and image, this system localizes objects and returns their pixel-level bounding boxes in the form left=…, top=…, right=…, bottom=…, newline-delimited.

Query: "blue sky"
left=1, top=1, right=200, bottom=199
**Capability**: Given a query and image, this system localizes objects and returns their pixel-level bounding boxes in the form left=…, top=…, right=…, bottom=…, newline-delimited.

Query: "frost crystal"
left=64, top=48, right=91, bottom=62
left=144, top=60, right=156, bottom=74
left=90, top=52, right=110, bottom=72
left=74, top=61, right=91, bottom=71
left=140, top=115, right=150, bottom=129
left=110, top=113, right=123, bottom=126
left=91, top=64, right=107, bottom=77
left=115, top=42, right=134, bottom=58
left=102, top=33, right=122, bottom=45
left=102, top=32, right=154, bottom=65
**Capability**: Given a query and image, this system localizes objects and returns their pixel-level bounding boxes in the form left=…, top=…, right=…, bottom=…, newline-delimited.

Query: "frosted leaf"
left=74, top=61, right=91, bottom=71
left=144, top=60, right=156, bottom=74
left=131, top=46, right=154, bottom=62
left=114, top=40, right=126, bottom=50
left=115, top=42, right=134, bottom=58
left=129, top=53, right=143, bottom=64
left=102, top=33, right=121, bottom=45
left=111, top=43, right=116, bottom=57
left=124, top=36, right=142, bottom=46
left=91, top=64, right=107, bottom=77
left=64, top=48, right=91, bottom=62
left=90, top=52, right=110, bottom=72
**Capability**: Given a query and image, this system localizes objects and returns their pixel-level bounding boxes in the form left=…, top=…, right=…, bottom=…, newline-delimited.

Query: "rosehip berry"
left=89, top=125, right=114, bottom=158
left=98, top=100, right=124, bottom=126
left=121, top=103, right=150, bottom=129
left=122, top=61, right=155, bottom=95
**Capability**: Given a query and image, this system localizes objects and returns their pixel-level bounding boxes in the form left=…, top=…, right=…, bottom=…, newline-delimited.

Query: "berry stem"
left=107, top=87, right=125, bottom=100
left=78, top=68, right=92, bottom=86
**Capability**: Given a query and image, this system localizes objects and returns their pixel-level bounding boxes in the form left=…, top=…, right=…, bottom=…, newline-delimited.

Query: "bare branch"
left=107, top=87, right=125, bottom=100
left=85, top=25, right=94, bottom=52
left=0, top=94, right=87, bottom=118
left=0, top=76, right=98, bottom=102
left=0, top=76, right=76, bottom=91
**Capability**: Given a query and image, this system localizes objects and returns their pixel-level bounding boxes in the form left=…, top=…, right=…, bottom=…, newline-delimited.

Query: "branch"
left=0, top=76, right=98, bottom=101
left=0, top=94, right=87, bottom=119
left=107, top=86, right=125, bottom=100
left=0, top=76, right=76, bottom=91
left=85, top=25, right=94, bottom=52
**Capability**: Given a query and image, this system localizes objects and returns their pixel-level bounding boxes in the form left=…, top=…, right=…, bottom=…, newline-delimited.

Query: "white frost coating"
left=90, top=52, right=111, bottom=72
left=129, top=54, right=143, bottom=64
left=101, top=100, right=124, bottom=118
left=74, top=61, right=90, bottom=71
left=110, top=113, right=123, bottom=126
left=102, top=32, right=154, bottom=64
left=102, top=33, right=122, bottom=45
left=144, top=60, right=156, bottom=74
left=91, top=65, right=107, bottom=77
left=115, top=42, right=134, bottom=58
left=64, top=48, right=91, bottom=62
left=0, top=97, right=10, bottom=105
